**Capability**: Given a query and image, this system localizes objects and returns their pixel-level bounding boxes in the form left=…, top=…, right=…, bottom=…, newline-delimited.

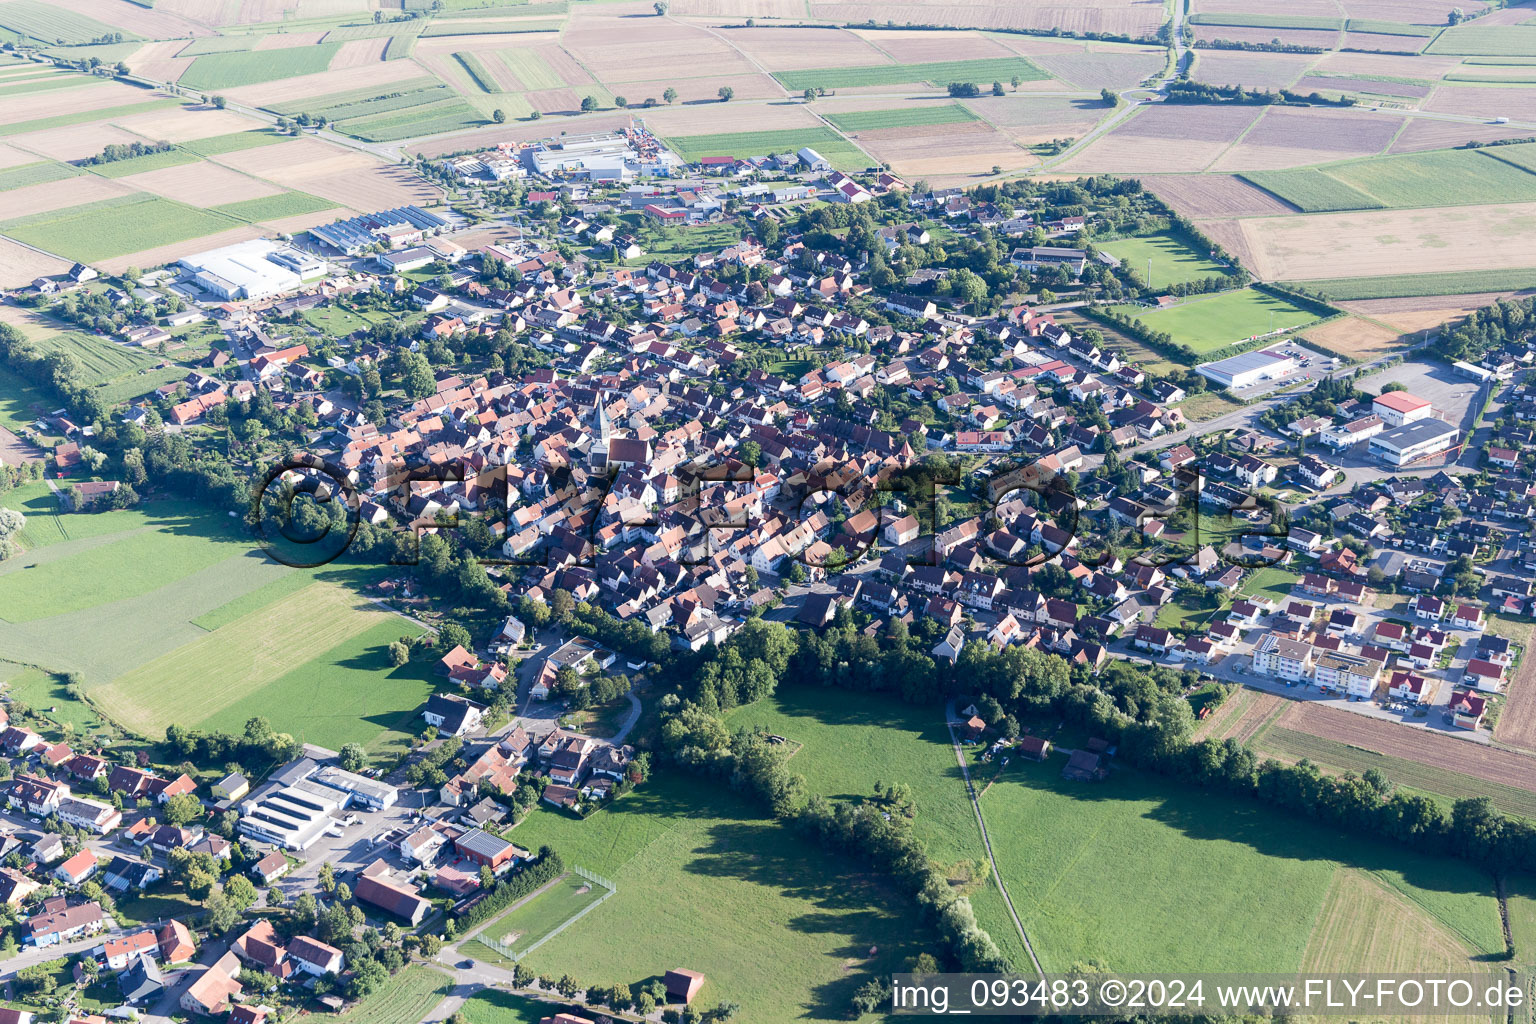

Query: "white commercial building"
left=1369, top=418, right=1460, bottom=467
left=1197, top=348, right=1297, bottom=389
left=1371, top=390, right=1433, bottom=428
left=179, top=240, right=326, bottom=301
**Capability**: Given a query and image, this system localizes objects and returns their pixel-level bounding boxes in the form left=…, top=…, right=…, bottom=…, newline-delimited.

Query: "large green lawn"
left=502, top=773, right=926, bottom=1023
left=1113, top=288, right=1321, bottom=353
left=1098, top=232, right=1233, bottom=289
left=456, top=990, right=548, bottom=1024
left=983, top=754, right=1505, bottom=974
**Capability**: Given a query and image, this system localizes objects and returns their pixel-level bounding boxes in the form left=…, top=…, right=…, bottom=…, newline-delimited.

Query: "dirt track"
left=1279, top=701, right=1536, bottom=796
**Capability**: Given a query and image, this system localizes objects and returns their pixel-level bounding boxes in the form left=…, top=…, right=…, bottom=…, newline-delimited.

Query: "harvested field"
left=1217, top=689, right=1286, bottom=744
left=1338, top=293, right=1535, bottom=331
left=1210, top=107, right=1402, bottom=171
left=1301, top=869, right=1479, bottom=980
left=331, top=37, right=389, bottom=68
left=1192, top=50, right=1314, bottom=89
left=1140, top=173, right=1296, bottom=217
left=112, top=106, right=259, bottom=144
left=112, top=161, right=282, bottom=207
left=807, top=0, right=1167, bottom=37
left=0, top=236, right=69, bottom=289
left=0, top=175, right=132, bottom=222
left=0, top=144, right=38, bottom=170
left=856, top=120, right=1032, bottom=176
left=607, top=73, right=781, bottom=104
left=0, top=80, right=159, bottom=129
left=220, top=60, right=423, bottom=109
left=670, top=0, right=805, bottom=15
left=1246, top=148, right=1536, bottom=210
left=1343, top=31, right=1431, bottom=52
left=564, top=15, right=757, bottom=83
left=1027, top=47, right=1166, bottom=89
left=1276, top=701, right=1536, bottom=797
left=1192, top=25, right=1339, bottom=47
left=133, top=57, right=194, bottom=83
left=1059, top=103, right=1262, bottom=172
left=960, top=95, right=1101, bottom=143
left=42, top=0, right=207, bottom=39
left=1308, top=49, right=1461, bottom=77
left=1236, top=203, right=1536, bottom=280
left=775, top=56, right=1047, bottom=90
left=1496, top=654, right=1536, bottom=754
left=850, top=28, right=1020, bottom=63
left=253, top=31, right=329, bottom=50
left=1425, top=83, right=1536, bottom=121
left=6, top=122, right=146, bottom=163
left=1299, top=315, right=1408, bottom=361
left=1293, top=74, right=1430, bottom=97
left=216, top=138, right=442, bottom=208
left=1426, top=24, right=1536, bottom=54
left=179, top=43, right=342, bottom=91
left=1341, top=0, right=1475, bottom=21
left=725, top=27, right=891, bottom=72
left=1388, top=118, right=1534, bottom=153
left=643, top=101, right=821, bottom=137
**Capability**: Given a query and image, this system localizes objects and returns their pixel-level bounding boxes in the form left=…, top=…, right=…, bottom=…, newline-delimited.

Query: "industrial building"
left=238, top=759, right=399, bottom=850
left=179, top=240, right=326, bottom=301
left=1196, top=348, right=1297, bottom=389
left=1371, top=390, right=1433, bottom=427
left=1369, top=418, right=1460, bottom=467
left=525, top=131, right=680, bottom=181
left=308, top=206, right=453, bottom=257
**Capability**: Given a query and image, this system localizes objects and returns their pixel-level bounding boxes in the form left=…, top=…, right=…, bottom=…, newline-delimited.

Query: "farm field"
left=0, top=193, right=241, bottom=264
left=93, top=580, right=428, bottom=750
left=1244, top=149, right=1536, bottom=212
left=1301, top=315, right=1409, bottom=361
left=0, top=161, right=80, bottom=192
left=1097, top=231, right=1233, bottom=288
left=823, top=103, right=978, bottom=132
left=179, top=43, right=343, bottom=90
left=0, top=1, right=138, bottom=45
left=983, top=753, right=1506, bottom=975
left=0, top=98, right=179, bottom=138
left=1426, top=24, right=1536, bottom=54
left=664, top=128, right=867, bottom=172
left=1112, top=288, right=1321, bottom=353
left=212, top=191, right=337, bottom=222
left=507, top=772, right=929, bottom=1023
left=775, top=57, right=1047, bottom=91
left=1287, top=269, right=1536, bottom=300
left=1253, top=724, right=1536, bottom=819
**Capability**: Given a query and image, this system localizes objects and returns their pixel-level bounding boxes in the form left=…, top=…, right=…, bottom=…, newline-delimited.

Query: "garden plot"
left=1210, top=107, right=1403, bottom=171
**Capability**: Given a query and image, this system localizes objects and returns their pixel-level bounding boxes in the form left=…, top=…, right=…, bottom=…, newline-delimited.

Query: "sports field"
left=0, top=194, right=241, bottom=264
left=982, top=755, right=1505, bottom=974
left=665, top=127, right=865, bottom=172
left=775, top=57, right=1046, bottom=91
left=94, top=581, right=430, bottom=750
left=1113, top=288, right=1320, bottom=353
left=507, top=773, right=927, bottom=1023
left=1097, top=232, right=1233, bottom=288
left=463, top=873, right=609, bottom=962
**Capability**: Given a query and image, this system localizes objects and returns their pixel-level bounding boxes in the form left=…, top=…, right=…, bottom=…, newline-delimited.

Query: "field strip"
left=92, top=581, right=389, bottom=734
left=1368, top=868, right=1503, bottom=957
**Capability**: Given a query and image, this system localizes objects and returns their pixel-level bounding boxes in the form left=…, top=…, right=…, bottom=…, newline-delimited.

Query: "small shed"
left=1017, top=736, right=1051, bottom=762
left=665, top=968, right=706, bottom=1005
left=1061, top=750, right=1104, bottom=782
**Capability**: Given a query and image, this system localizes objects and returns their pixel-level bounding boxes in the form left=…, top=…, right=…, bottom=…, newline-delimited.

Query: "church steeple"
left=590, top=392, right=611, bottom=469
